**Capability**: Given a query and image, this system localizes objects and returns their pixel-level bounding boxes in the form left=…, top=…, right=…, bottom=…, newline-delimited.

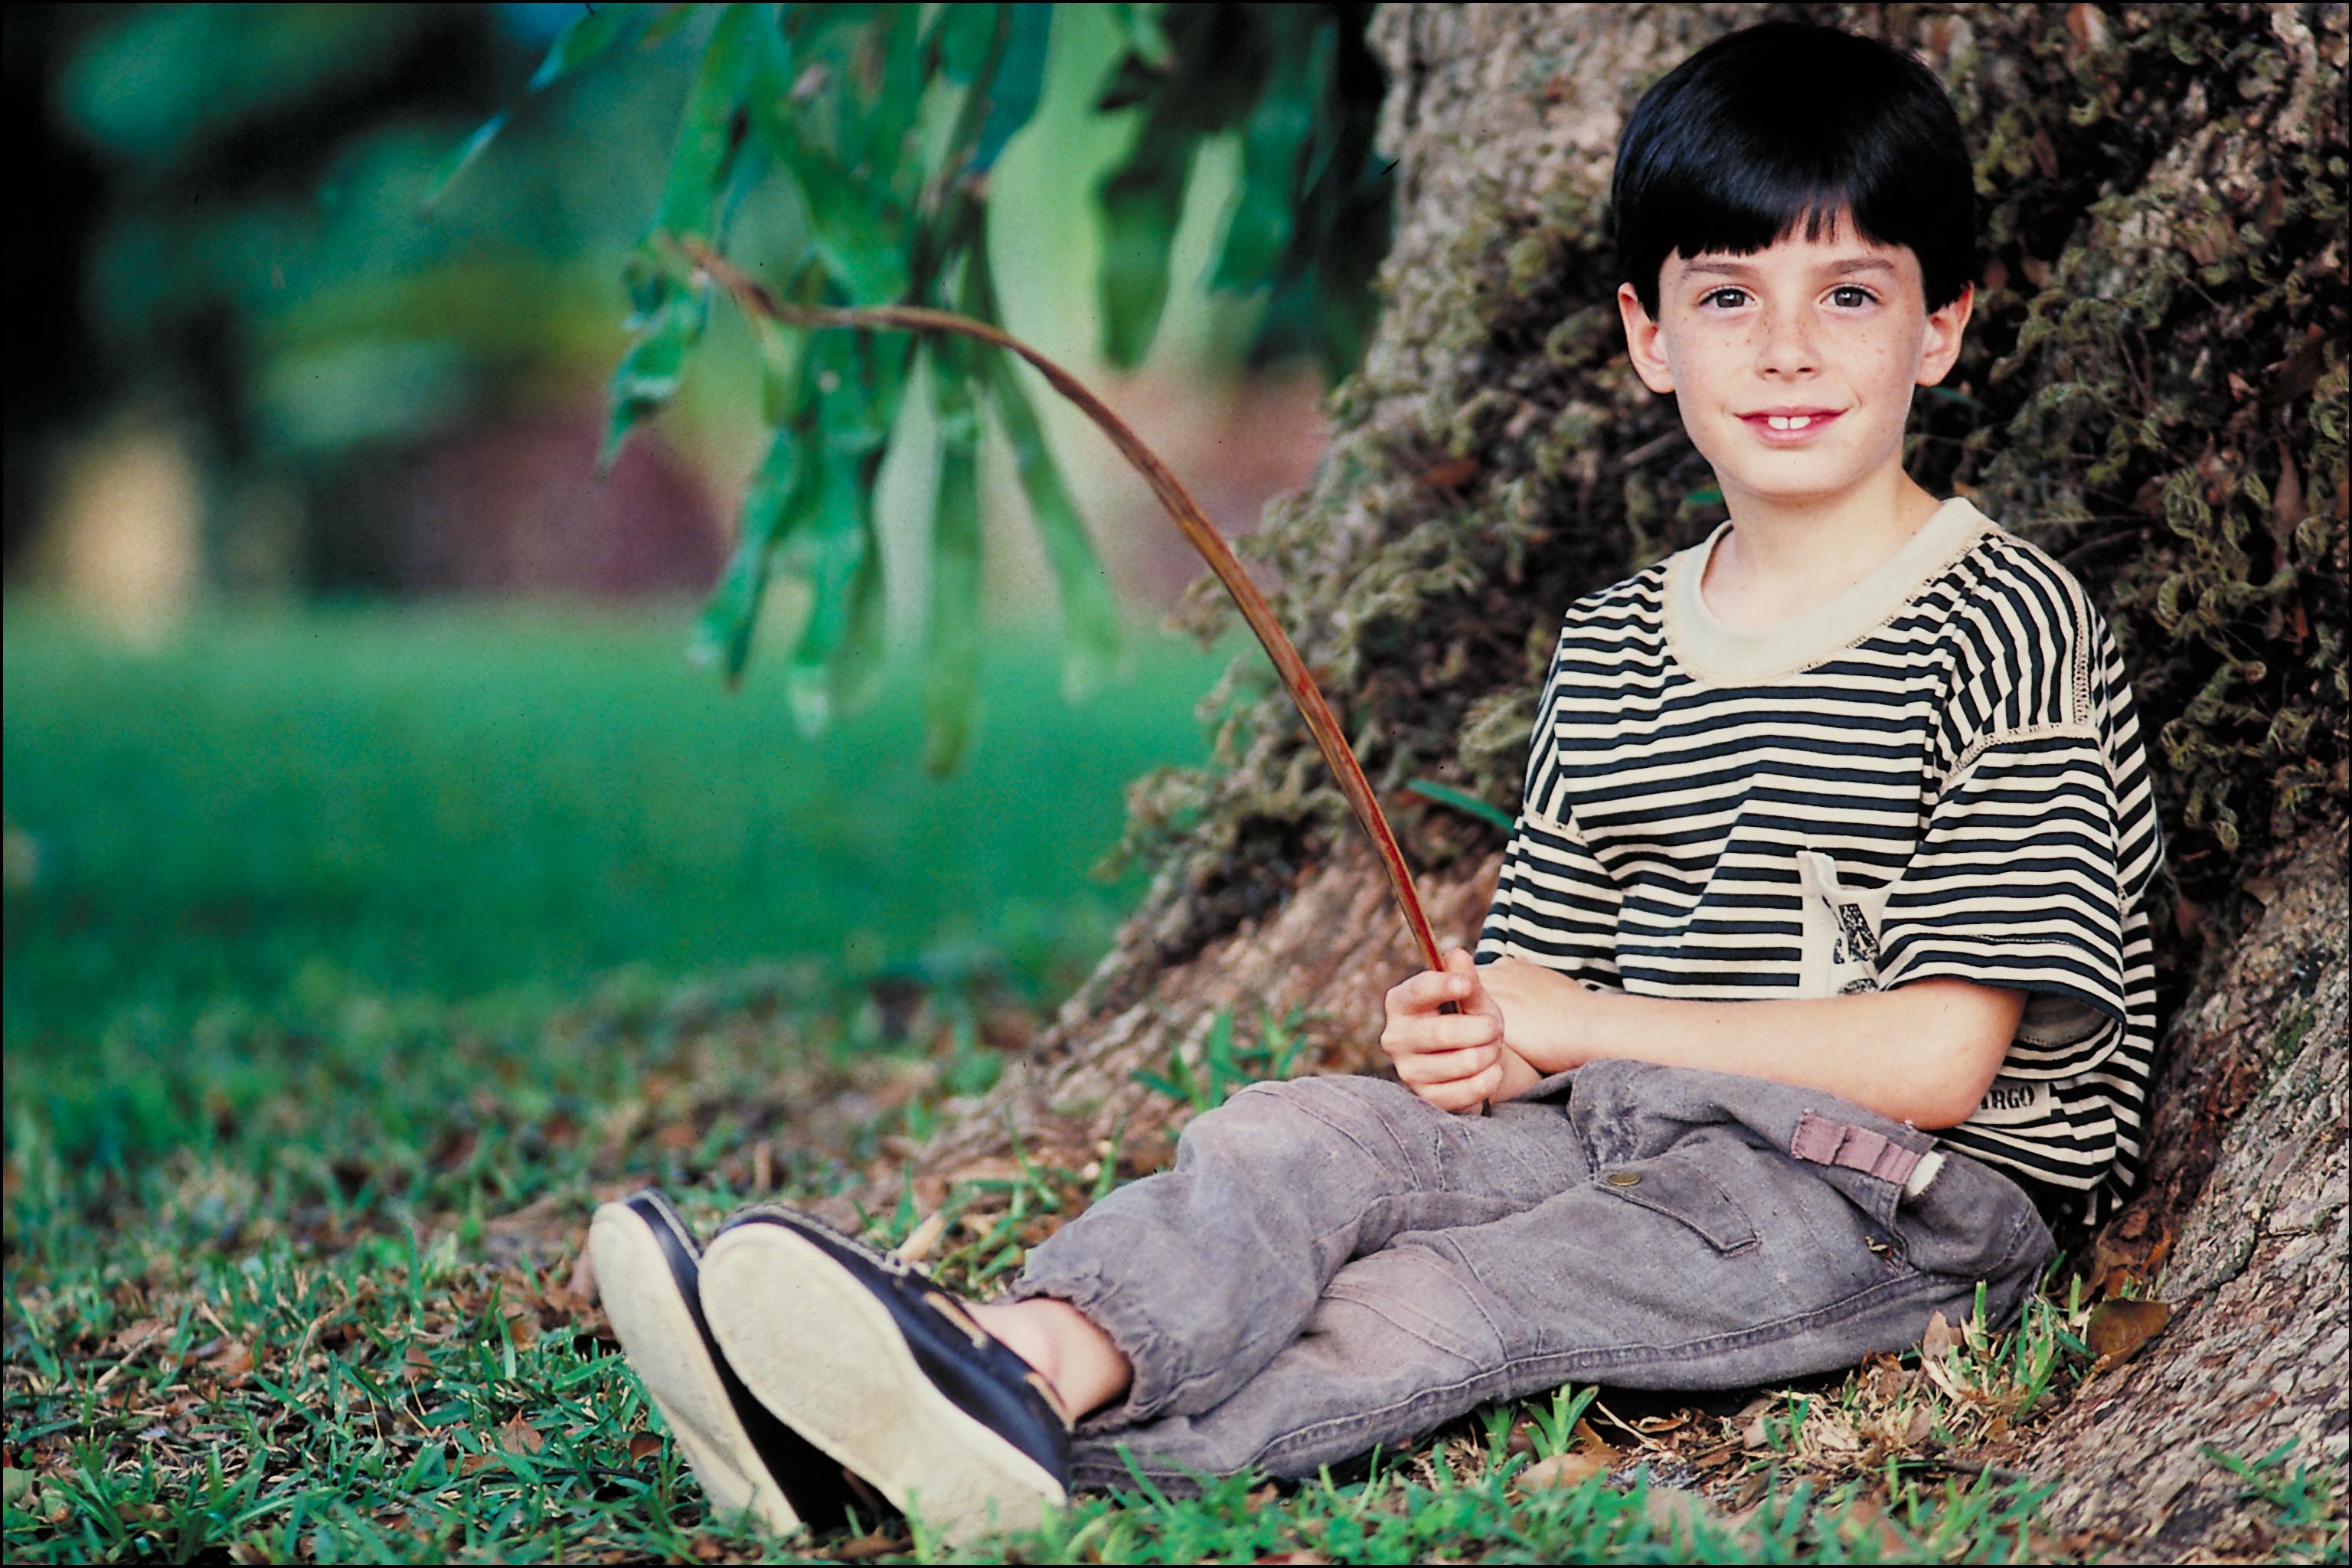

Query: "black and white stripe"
left=1478, top=503, right=2161, bottom=1227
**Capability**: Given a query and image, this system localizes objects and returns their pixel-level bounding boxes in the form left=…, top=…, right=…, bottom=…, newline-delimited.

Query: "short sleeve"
left=1477, top=806, right=1623, bottom=988
left=1875, top=555, right=2164, bottom=1080
left=1877, top=730, right=2138, bottom=1073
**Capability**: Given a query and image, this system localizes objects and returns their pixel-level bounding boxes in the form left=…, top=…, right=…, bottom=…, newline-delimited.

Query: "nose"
left=1755, top=300, right=1819, bottom=378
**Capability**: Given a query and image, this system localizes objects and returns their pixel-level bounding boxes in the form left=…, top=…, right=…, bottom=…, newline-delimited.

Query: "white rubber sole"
left=700, top=1222, right=1067, bottom=1545
left=589, top=1202, right=803, bottom=1535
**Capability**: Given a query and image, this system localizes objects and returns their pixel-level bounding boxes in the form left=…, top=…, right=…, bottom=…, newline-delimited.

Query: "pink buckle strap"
left=1790, top=1111, right=1923, bottom=1187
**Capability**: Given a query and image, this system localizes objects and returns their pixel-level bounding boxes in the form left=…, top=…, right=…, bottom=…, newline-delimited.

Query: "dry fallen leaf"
left=1799, top=1411, right=1862, bottom=1459
left=498, top=1416, right=546, bottom=1456
left=1571, top=1417, right=1628, bottom=1465
left=1643, top=1485, right=1726, bottom=1538
left=205, top=1340, right=255, bottom=1378
left=101, top=1318, right=173, bottom=1359
left=1838, top=1495, right=1909, bottom=1555
left=500, top=1302, right=541, bottom=1350
left=628, top=1432, right=664, bottom=1464
left=892, top=1210, right=949, bottom=1266
left=2086, top=1298, right=2173, bottom=1366
left=1517, top=1452, right=1609, bottom=1491
left=1920, top=1311, right=1964, bottom=1359
left=565, top=1244, right=599, bottom=1305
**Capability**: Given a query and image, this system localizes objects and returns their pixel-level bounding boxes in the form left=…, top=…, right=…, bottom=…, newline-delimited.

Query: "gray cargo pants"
left=1008, top=1058, right=2053, bottom=1490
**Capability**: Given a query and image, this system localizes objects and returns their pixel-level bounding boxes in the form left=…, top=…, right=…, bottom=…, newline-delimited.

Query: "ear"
left=1914, top=282, right=1975, bottom=387
left=1618, top=282, right=1675, bottom=395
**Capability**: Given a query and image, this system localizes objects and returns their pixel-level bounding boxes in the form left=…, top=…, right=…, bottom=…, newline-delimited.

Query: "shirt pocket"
left=1795, top=848, right=1893, bottom=998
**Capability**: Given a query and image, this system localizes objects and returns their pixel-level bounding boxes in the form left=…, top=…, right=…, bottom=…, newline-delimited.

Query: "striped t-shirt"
left=1476, top=498, right=2162, bottom=1227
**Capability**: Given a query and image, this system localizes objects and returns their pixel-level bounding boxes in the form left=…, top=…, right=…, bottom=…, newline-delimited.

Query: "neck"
left=1704, top=462, right=1944, bottom=629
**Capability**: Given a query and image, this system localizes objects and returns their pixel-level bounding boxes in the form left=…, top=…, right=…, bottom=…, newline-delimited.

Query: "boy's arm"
left=1388, top=955, right=2021, bottom=1127
left=1475, top=957, right=2021, bottom=1127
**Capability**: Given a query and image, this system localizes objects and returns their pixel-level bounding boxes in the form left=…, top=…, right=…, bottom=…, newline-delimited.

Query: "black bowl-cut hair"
left=1611, top=22, right=1976, bottom=318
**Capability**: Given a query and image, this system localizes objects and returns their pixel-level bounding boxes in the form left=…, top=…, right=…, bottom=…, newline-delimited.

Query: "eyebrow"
left=1682, top=258, right=1900, bottom=278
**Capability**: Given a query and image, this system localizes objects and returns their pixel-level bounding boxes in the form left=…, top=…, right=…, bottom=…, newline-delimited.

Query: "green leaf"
left=982, top=344, right=1122, bottom=698
left=1404, top=779, right=1516, bottom=835
left=963, top=235, right=1119, bottom=697
left=815, top=3, right=925, bottom=185
left=1104, top=2, right=1174, bottom=67
left=597, top=279, right=707, bottom=474
left=420, top=110, right=510, bottom=217
left=1091, top=5, right=1266, bottom=363
left=1096, top=126, right=1198, bottom=368
left=691, top=420, right=814, bottom=686
left=531, top=3, right=645, bottom=91
left=923, top=339, right=985, bottom=773
left=933, top=1, right=1001, bottom=83
left=423, top=4, right=645, bottom=213
left=784, top=335, right=905, bottom=733
left=1212, top=14, right=1323, bottom=289
left=969, top=4, right=1052, bottom=174
left=785, top=452, right=875, bottom=736
left=751, top=314, right=802, bottom=427
left=655, top=3, right=760, bottom=241
left=743, top=20, right=910, bottom=303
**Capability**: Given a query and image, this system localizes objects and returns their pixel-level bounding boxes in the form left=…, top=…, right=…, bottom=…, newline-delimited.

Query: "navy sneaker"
left=589, top=1191, right=886, bottom=1536
left=699, top=1204, right=1073, bottom=1544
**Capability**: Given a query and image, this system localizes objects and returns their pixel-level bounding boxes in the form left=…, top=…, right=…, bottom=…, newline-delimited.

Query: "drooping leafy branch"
left=437, top=2, right=1390, bottom=770
left=680, top=237, right=1446, bottom=972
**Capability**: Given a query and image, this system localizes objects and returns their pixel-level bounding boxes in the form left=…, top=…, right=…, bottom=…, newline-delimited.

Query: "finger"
left=1443, top=948, right=1505, bottom=1012
left=1383, top=1016, right=1499, bottom=1066
left=1394, top=1043, right=1500, bottom=1086
left=1392, top=1011, right=1500, bottom=1053
left=1413, top=1060, right=1504, bottom=1112
left=1389, top=968, right=1467, bottom=1011
left=1426, top=1012, right=1501, bottom=1050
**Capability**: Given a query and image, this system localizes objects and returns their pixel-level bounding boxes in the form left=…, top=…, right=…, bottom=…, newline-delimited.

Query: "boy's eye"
left=1828, top=285, right=1877, bottom=308
left=1700, top=287, right=1749, bottom=310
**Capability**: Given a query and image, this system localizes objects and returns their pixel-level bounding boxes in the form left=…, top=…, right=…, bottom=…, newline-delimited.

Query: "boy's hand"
left=1381, top=948, right=1518, bottom=1112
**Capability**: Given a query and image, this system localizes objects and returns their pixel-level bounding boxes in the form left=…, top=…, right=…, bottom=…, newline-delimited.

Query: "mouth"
left=1737, top=407, right=1846, bottom=445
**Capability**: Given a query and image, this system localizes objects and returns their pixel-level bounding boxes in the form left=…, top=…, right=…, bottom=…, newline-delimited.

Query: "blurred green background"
left=3, top=4, right=1339, bottom=1159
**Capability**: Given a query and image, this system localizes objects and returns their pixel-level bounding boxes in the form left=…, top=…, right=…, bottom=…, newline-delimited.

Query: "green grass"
left=8, top=599, right=2322, bottom=1563
left=3, top=599, right=1223, bottom=1165
left=4, top=597, right=1237, bottom=1562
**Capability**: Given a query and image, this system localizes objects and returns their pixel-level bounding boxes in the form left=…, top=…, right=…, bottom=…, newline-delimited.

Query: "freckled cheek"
left=1665, top=334, right=1759, bottom=396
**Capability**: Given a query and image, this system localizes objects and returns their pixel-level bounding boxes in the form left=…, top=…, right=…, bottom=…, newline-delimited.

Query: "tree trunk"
left=2024, top=818, right=2347, bottom=1559
left=874, top=6, right=2349, bottom=1557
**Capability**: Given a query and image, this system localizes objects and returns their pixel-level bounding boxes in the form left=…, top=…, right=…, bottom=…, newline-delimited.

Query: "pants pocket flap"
left=1593, top=1150, right=1759, bottom=1253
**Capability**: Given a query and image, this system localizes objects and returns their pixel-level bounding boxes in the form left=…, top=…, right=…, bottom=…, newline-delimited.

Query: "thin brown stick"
left=681, top=237, right=1448, bottom=977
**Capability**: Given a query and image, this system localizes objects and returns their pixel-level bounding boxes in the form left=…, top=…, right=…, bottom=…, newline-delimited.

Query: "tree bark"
left=2023, top=818, right=2347, bottom=1560
left=871, top=6, right=2350, bottom=1557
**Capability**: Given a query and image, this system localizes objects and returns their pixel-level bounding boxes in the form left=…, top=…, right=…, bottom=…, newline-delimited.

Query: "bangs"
left=1611, top=24, right=1975, bottom=314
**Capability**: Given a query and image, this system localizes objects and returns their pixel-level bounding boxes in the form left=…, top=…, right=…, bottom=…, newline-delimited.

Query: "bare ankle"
left=969, top=1299, right=1061, bottom=1382
left=969, top=1297, right=1129, bottom=1419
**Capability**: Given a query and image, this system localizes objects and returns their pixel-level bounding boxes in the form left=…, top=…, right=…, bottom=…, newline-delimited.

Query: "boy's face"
left=1615, top=214, right=1971, bottom=513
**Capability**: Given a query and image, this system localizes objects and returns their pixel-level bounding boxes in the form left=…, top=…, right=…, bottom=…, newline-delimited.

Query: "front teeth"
left=1766, top=414, right=1815, bottom=430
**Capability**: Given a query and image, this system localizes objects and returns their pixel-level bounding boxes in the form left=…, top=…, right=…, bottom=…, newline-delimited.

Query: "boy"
left=588, top=19, right=2161, bottom=1544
